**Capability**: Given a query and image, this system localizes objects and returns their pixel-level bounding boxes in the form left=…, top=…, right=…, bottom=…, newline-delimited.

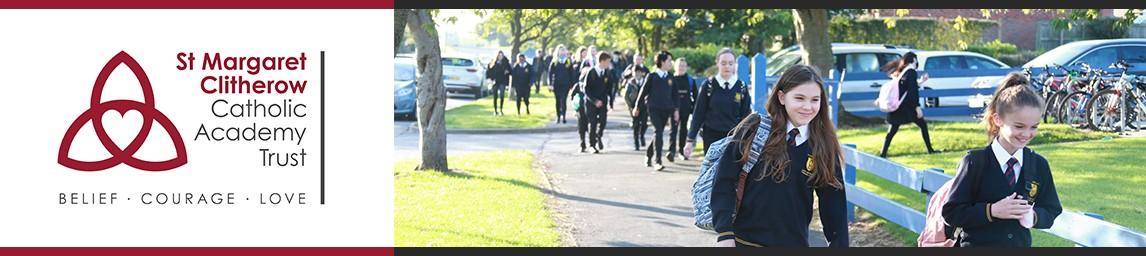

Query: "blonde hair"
left=674, top=57, right=688, bottom=73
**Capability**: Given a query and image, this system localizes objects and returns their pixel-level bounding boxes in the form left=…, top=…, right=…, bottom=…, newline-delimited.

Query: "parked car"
left=441, top=53, right=488, bottom=99
left=914, top=50, right=1011, bottom=109
left=767, top=44, right=1015, bottom=116
left=394, top=57, right=418, bottom=120
left=766, top=43, right=910, bottom=114
left=396, top=52, right=490, bottom=99
left=1023, top=38, right=1146, bottom=75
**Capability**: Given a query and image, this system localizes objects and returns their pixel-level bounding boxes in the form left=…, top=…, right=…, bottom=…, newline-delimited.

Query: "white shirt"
left=655, top=69, right=668, bottom=79
left=785, top=121, right=809, bottom=146
left=594, top=66, right=604, bottom=77
left=991, top=138, right=1023, bottom=184
left=715, top=75, right=739, bottom=90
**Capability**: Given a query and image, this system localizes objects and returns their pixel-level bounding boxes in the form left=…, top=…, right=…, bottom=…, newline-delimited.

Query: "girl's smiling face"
left=993, top=106, right=1041, bottom=152
left=778, top=82, right=822, bottom=126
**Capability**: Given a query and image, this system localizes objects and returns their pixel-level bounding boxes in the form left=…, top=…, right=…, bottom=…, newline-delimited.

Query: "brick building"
left=873, top=9, right=1116, bottom=50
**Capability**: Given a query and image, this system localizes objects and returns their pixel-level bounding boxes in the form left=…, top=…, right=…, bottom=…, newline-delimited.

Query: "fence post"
left=1075, top=212, right=1106, bottom=247
left=844, top=144, right=857, bottom=223
left=923, top=168, right=944, bottom=207
left=829, top=80, right=839, bottom=129
left=752, top=53, right=767, bottom=114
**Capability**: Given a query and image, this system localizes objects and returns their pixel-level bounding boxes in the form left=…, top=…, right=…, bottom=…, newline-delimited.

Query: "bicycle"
left=1086, top=60, right=1145, bottom=133
left=1058, top=63, right=1115, bottom=129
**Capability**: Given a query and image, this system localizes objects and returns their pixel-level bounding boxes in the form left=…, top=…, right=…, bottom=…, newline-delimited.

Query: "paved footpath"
left=534, top=99, right=832, bottom=247
left=395, top=96, right=898, bottom=247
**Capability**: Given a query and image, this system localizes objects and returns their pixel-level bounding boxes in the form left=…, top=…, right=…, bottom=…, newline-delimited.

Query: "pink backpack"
left=918, top=179, right=957, bottom=247
left=875, top=68, right=911, bottom=113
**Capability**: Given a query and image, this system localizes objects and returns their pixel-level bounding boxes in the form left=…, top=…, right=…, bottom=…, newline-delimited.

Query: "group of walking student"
left=550, top=45, right=750, bottom=173
left=704, top=55, right=1060, bottom=247
left=525, top=44, right=1062, bottom=247
left=485, top=49, right=550, bottom=116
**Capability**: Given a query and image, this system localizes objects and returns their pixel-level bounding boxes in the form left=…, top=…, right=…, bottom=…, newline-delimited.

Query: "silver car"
left=441, top=54, right=488, bottom=99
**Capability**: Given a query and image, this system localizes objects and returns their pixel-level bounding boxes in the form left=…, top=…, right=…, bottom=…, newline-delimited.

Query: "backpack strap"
left=733, top=112, right=773, bottom=222
left=741, top=112, right=773, bottom=173
left=735, top=171, right=749, bottom=216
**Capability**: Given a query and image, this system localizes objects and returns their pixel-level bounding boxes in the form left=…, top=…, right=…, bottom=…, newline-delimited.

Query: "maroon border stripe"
left=0, top=0, right=394, bottom=8
left=0, top=248, right=394, bottom=256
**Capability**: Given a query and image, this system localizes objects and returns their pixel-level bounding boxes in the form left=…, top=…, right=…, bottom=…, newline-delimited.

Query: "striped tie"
left=788, top=128, right=800, bottom=146
left=1004, top=157, right=1018, bottom=187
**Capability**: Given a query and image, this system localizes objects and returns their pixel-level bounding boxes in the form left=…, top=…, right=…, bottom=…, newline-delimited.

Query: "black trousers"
left=586, top=103, right=606, bottom=149
left=578, top=106, right=589, bottom=149
left=554, top=84, right=571, bottom=120
left=701, top=128, right=729, bottom=156
left=596, top=105, right=608, bottom=148
left=879, top=118, right=935, bottom=158
left=514, top=85, right=531, bottom=115
left=646, top=108, right=672, bottom=164
left=492, top=83, right=508, bottom=113
left=668, top=111, right=691, bottom=157
left=632, top=105, right=648, bottom=149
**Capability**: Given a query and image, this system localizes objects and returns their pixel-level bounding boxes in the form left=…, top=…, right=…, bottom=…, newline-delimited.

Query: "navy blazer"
left=942, top=144, right=1062, bottom=247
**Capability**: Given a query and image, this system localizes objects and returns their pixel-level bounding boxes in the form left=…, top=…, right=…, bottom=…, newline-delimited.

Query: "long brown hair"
left=489, top=50, right=505, bottom=68
left=982, top=72, right=1045, bottom=139
left=881, top=51, right=917, bottom=77
left=735, top=64, right=843, bottom=189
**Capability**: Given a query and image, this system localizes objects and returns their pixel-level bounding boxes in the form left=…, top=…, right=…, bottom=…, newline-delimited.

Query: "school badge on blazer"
left=803, top=154, right=815, bottom=176
left=734, top=92, right=742, bottom=103
left=1027, top=180, right=1039, bottom=204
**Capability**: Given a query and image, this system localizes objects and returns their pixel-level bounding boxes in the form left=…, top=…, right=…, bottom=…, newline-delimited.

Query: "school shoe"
left=653, top=164, right=665, bottom=171
left=667, top=153, right=676, bottom=163
left=646, top=158, right=653, bottom=167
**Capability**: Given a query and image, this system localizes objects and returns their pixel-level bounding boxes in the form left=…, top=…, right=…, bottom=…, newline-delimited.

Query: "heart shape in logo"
left=100, top=109, right=144, bottom=151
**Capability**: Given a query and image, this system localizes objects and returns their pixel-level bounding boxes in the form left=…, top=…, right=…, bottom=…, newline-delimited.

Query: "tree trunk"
left=652, top=26, right=663, bottom=52
left=541, top=38, right=551, bottom=59
left=407, top=9, right=448, bottom=172
left=794, top=9, right=871, bottom=127
left=510, top=10, right=523, bottom=59
left=395, top=9, right=410, bottom=55
left=793, top=9, right=833, bottom=74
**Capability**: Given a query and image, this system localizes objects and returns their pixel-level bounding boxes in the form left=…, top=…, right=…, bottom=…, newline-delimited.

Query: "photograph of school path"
left=393, top=9, right=1146, bottom=247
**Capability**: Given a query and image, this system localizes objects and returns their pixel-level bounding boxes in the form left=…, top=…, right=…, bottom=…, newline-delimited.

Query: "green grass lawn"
left=689, top=122, right=1107, bottom=160
left=838, top=121, right=1111, bottom=158
left=445, top=89, right=559, bottom=129
left=394, top=150, right=560, bottom=247
left=855, top=137, right=1146, bottom=247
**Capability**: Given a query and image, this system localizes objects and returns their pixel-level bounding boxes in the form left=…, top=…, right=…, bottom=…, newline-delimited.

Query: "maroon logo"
left=58, top=51, right=187, bottom=171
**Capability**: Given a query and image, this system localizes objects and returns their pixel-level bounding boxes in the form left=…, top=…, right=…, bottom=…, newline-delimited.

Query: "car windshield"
left=766, top=53, right=803, bottom=76
left=395, top=63, right=416, bottom=81
left=1024, top=44, right=1088, bottom=67
left=442, top=57, right=475, bottom=67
